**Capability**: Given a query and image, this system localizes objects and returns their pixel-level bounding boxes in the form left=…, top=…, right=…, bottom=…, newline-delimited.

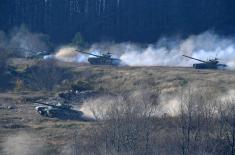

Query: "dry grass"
left=71, top=66, right=235, bottom=97
left=1, top=59, right=235, bottom=154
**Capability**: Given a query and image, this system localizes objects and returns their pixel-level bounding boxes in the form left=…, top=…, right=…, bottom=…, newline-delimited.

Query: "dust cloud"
left=0, top=25, right=49, bottom=57
left=80, top=96, right=119, bottom=120
left=119, top=32, right=235, bottom=68
left=51, top=31, right=235, bottom=69
left=80, top=88, right=235, bottom=119
left=2, top=132, right=45, bottom=155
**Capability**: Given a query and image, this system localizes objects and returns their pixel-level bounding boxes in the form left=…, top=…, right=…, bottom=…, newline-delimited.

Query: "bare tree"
left=176, top=87, right=218, bottom=155
left=177, top=88, right=194, bottom=155
left=218, top=101, right=235, bottom=155
left=75, top=87, right=235, bottom=155
left=85, top=93, right=159, bottom=155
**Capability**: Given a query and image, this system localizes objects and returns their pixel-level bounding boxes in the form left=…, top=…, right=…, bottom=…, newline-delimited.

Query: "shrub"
left=24, top=60, right=73, bottom=91
left=14, top=79, right=25, bottom=92
left=71, top=80, right=93, bottom=92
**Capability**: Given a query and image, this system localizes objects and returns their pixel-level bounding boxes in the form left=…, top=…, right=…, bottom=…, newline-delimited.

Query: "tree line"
left=0, top=0, right=235, bottom=44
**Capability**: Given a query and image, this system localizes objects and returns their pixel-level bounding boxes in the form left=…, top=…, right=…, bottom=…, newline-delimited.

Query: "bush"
left=75, top=88, right=235, bottom=155
left=71, top=80, right=93, bottom=92
left=14, top=79, right=25, bottom=92
left=80, top=95, right=159, bottom=155
left=24, top=60, right=73, bottom=91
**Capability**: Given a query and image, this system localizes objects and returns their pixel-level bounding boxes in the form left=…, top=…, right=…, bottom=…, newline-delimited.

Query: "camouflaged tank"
left=77, top=50, right=121, bottom=66
left=183, top=55, right=227, bottom=69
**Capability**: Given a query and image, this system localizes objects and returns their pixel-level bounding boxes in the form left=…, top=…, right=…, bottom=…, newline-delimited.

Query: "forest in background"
left=0, top=0, right=235, bottom=44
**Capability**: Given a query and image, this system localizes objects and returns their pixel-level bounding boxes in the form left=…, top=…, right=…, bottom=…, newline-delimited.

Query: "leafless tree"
left=217, top=101, right=235, bottom=155
left=73, top=87, right=235, bottom=155
left=176, top=87, right=218, bottom=155
left=84, top=93, right=159, bottom=155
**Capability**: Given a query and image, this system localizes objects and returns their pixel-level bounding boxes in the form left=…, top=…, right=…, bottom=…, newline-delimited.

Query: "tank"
left=34, top=101, right=84, bottom=120
left=76, top=50, right=121, bottom=66
left=182, top=55, right=227, bottom=69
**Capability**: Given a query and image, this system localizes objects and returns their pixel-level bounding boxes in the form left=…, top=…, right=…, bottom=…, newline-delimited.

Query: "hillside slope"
left=1, top=62, right=235, bottom=154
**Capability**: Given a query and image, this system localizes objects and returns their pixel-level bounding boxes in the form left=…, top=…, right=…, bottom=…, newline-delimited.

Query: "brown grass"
left=1, top=59, right=235, bottom=154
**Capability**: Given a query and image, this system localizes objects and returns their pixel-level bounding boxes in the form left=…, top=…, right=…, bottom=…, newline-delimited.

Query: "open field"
left=1, top=59, right=235, bottom=154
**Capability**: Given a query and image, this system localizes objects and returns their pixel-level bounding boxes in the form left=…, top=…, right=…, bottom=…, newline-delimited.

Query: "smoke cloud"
left=2, top=132, right=45, bottom=155
left=80, top=88, right=235, bottom=119
left=0, top=25, right=49, bottom=57
left=46, top=46, right=103, bottom=63
left=53, top=46, right=87, bottom=62
left=79, top=95, right=179, bottom=119
left=51, top=32, right=235, bottom=68
left=80, top=96, right=119, bottom=120
left=118, top=32, right=235, bottom=68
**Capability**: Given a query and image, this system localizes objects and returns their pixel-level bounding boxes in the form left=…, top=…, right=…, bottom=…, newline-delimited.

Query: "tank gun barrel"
left=34, top=101, right=56, bottom=107
left=34, top=101, right=70, bottom=110
left=75, top=50, right=101, bottom=57
left=182, top=55, right=207, bottom=63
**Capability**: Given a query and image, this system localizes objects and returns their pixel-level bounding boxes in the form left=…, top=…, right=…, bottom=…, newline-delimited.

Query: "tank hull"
left=88, top=57, right=121, bottom=66
left=193, top=63, right=227, bottom=69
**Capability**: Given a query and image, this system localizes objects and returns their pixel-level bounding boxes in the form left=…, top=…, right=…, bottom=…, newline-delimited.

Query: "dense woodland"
left=0, top=0, right=235, bottom=44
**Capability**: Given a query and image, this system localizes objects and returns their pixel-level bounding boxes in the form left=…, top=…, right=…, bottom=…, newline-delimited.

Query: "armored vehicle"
left=9, top=48, right=50, bottom=58
left=182, top=55, right=227, bottom=69
left=35, top=101, right=84, bottom=120
left=76, top=50, right=121, bottom=66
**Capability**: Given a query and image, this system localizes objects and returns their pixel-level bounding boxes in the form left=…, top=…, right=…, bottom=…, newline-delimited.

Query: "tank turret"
left=76, top=50, right=121, bottom=66
left=34, top=101, right=83, bottom=120
left=182, top=55, right=227, bottom=69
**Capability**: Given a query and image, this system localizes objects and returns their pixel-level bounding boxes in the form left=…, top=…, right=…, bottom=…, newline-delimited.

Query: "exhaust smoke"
left=80, top=88, right=235, bottom=119
left=50, top=32, right=235, bottom=68
left=45, top=46, right=90, bottom=63
left=0, top=25, right=49, bottom=57
left=54, top=47, right=87, bottom=63
left=119, top=32, right=235, bottom=68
